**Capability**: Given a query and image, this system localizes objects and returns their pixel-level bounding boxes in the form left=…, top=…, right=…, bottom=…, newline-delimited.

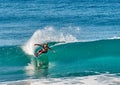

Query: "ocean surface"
left=0, top=0, right=120, bottom=85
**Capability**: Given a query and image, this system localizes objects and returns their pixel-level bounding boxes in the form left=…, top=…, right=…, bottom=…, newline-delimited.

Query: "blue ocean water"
left=0, top=0, right=120, bottom=84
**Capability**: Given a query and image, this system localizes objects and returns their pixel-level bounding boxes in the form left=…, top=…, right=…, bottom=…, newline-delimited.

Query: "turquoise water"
left=0, top=39, right=120, bottom=82
left=0, top=0, right=120, bottom=84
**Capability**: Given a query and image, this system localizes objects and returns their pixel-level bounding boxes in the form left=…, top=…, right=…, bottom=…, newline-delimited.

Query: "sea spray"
left=22, top=26, right=78, bottom=55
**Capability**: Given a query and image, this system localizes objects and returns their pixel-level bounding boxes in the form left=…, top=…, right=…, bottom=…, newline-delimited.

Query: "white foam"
left=24, top=60, right=56, bottom=77
left=22, top=26, right=78, bottom=55
left=1, top=74, right=120, bottom=85
left=24, top=63, right=35, bottom=76
left=109, top=36, right=120, bottom=39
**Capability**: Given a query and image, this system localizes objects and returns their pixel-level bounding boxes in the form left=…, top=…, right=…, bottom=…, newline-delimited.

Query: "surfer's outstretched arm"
left=48, top=47, right=55, bottom=53
left=34, top=44, right=43, bottom=46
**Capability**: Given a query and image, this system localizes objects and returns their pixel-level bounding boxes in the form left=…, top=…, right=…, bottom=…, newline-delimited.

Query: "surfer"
left=34, top=43, right=55, bottom=57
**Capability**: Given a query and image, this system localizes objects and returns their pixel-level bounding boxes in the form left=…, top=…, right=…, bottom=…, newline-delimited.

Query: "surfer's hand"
left=34, top=44, right=38, bottom=46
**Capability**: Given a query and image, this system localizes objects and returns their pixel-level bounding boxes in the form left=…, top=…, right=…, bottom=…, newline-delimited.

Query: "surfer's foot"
left=34, top=53, right=38, bottom=57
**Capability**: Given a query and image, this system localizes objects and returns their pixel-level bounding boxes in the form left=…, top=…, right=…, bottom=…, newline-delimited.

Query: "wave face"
left=0, top=46, right=30, bottom=81
left=48, top=39, right=120, bottom=77
left=0, top=39, right=120, bottom=81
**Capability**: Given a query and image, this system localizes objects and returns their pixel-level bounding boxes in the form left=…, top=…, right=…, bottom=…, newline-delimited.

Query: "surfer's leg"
left=38, top=52, right=42, bottom=56
left=38, top=49, right=43, bottom=56
left=34, top=52, right=42, bottom=57
left=34, top=50, right=42, bottom=57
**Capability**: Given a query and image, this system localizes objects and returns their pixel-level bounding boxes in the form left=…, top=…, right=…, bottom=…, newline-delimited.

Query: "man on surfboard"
left=34, top=43, right=55, bottom=57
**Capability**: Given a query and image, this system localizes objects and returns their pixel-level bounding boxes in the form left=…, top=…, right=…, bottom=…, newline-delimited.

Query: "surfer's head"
left=43, top=43, right=48, bottom=48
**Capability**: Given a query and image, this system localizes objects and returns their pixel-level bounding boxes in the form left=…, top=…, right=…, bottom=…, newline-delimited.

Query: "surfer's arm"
left=34, top=44, right=43, bottom=46
left=48, top=47, right=55, bottom=53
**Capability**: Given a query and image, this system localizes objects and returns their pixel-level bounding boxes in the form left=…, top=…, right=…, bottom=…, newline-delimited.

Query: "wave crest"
left=22, top=26, right=78, bottom=55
